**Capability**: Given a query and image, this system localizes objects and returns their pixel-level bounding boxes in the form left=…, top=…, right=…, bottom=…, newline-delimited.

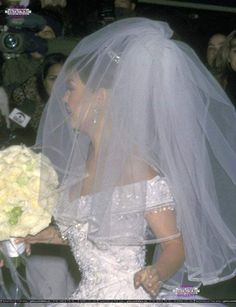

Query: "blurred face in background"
left=114, top=0, right=136, bottom=19
left=40, top=0, right=67, bottom=8
left=228, top=38, right=236, bottom=72
left=44, top=63, right=63, bottom=96
left=36, top=25, right=56, bottom=40
left=115, top=0, right=134, bottom=9
left=206, top=33, right=226, bottom=67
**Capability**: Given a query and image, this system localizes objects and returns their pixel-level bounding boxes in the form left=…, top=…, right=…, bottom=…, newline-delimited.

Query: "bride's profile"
left=19, top=18, right=236, bottom=305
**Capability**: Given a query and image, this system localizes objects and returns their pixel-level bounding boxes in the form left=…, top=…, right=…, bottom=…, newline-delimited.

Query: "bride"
left=20, top=18, right=236, bottom=305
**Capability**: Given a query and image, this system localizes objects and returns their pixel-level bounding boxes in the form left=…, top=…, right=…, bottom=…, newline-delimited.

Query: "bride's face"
left=64, top=74, right=106, bottom=132
left=64, top=75, right=85, bottom=127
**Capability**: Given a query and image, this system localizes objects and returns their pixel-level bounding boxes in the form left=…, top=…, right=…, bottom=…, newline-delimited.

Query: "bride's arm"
left=134, top=208, right=185, bottom=297
left=146, top=209, right=185, bottom=281
left=0, top=226, right=67, bottom=266
left=16, top=225, right=68, bottom=246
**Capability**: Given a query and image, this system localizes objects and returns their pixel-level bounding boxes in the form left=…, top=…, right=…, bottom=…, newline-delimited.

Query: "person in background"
left=206, top=32, right=226, bottom=69
left=37, top=52, right=66, bottom=102
left=0, top=52, right=9, bottom=131
left=40, top=0, right=66, bottom=8
left=10, top=53, right=67, bottom=145
left=0, top=86, right=10, bottom=130
left=86, top=0, right=137, bottom=35
left=212, top=30, right=236, bottom=108
left=0, top=51, right=11, bottom=147
left=27, top=0, right=66, bottom=11
left=1, top=1, right=64, bottom=96
left=114, top=0, right=137, bottom=19
left=0, top=85, right=10, bottom=147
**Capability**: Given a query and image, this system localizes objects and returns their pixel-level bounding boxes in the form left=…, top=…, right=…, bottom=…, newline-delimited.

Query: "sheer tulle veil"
left=36, top=18, right=236, bottom=290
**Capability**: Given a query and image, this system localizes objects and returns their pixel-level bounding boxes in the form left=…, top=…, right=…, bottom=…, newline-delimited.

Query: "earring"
left=92, top=108, right=99, bottom=124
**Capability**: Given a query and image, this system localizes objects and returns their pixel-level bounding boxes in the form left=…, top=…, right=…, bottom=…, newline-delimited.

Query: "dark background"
left=65, top=0, right=236, bottom=62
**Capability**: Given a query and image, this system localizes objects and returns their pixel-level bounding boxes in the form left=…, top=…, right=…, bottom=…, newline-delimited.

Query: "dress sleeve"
left=145, top=176, right=181, bottom=242
left=146, top=176, right=175, bottom=212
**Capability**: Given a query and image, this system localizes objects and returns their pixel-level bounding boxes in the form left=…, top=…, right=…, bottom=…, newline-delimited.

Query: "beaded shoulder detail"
left=146, top=176, right=175, bottom=210
left=56, top=175, right=175, bottom=227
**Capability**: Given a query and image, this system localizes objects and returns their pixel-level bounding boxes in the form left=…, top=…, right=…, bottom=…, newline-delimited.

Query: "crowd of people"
left=0, top=0, right=236, bottom=306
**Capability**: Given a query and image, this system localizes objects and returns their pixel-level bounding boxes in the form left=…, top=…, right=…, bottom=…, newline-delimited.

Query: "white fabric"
left=36, top=17, right=236, bottom=296
left=25, top=248, right=77, bottom=299
left=49, top=177, right=224, bottom=306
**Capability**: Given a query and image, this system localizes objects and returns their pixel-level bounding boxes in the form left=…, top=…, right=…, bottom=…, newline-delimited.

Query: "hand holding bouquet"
left=0, top=145, right=58, bottom=259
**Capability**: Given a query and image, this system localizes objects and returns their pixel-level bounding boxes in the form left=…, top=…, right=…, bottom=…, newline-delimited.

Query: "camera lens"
left=0, top=32, right=24, bottom=53
left=3, top=33, right=20, bottom=49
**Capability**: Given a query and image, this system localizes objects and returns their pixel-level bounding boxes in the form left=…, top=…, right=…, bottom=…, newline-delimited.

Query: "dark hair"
left=65, top=53, right=118, bottom=92
left=65, top=51, right=120, bottom=92
left=37, top=52, right=67, bottom=101
left=37, top=6, right=64, bottom=36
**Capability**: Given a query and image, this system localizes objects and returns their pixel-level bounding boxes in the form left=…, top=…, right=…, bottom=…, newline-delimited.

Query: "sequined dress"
left=51, top=176, right=224, bottom=307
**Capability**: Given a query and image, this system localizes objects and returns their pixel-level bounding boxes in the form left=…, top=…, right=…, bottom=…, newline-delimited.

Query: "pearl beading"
left=53, top=176, right=179, bottom=305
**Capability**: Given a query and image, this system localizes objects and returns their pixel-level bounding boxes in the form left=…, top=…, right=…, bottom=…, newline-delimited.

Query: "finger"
left=25, top=243, right=31, bottom=256
left=134, top=269, right=147, bottom=288
left=0, top=260, right=4, bottom=267
left=140, top=266, right=161, bottom=297
left=143, top=280, right=161, bottom=298
left=134, top=266, right=154, bottom=289
left=14, top=237, right=25, bottom=244
left=134, top=272, right=141, bottom=288
left=13, top=238, right=32, bottom=255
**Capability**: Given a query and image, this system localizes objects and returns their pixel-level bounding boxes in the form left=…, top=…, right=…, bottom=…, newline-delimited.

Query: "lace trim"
left=146, top=177, right=175, bottom=209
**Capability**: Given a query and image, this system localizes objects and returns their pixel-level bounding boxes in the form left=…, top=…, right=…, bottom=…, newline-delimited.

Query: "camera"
left=0, top=12, right=48, bottom=57
left=0, top=27, right=24, bottom=53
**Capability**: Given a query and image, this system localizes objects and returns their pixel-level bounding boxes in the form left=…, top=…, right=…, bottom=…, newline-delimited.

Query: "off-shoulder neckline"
left=78, top=174, right=162, bottom=201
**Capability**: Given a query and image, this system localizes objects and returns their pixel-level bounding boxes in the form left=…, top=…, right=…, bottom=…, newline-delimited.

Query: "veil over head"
left=36, top=18, right=236, bottom=289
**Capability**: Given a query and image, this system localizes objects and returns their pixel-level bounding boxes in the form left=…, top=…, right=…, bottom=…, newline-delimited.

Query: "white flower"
left=0, top=145, right=58, bottom=241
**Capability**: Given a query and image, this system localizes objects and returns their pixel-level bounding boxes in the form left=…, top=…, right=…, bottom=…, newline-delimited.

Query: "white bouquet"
left=0, top=145, right=58, bottom=257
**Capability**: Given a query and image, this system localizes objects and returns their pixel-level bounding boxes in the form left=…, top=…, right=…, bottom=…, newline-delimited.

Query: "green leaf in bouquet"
left=8, top=206, right=23, bottom=226
left=16, top=175, right=30, bottom=186
left=25, top=162, right=35, bottom=172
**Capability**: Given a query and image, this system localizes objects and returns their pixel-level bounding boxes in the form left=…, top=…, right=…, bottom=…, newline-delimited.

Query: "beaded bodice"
left=67, top=221, right=147, bottom=300
left=50, top=177, right=225, bottom=307
left=56, top=176, right=177, bottom=301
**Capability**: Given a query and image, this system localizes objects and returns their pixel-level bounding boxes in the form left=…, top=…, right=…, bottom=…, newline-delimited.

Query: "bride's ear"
left=96, top=88, right=109, bottom=107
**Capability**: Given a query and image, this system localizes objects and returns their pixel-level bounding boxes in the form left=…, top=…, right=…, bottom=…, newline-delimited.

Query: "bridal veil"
left=36, top=18, right=236, bottom=290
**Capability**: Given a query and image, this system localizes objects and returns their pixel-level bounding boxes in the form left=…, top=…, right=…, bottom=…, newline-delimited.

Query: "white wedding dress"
left=50, top=176, right=225, bottom=307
